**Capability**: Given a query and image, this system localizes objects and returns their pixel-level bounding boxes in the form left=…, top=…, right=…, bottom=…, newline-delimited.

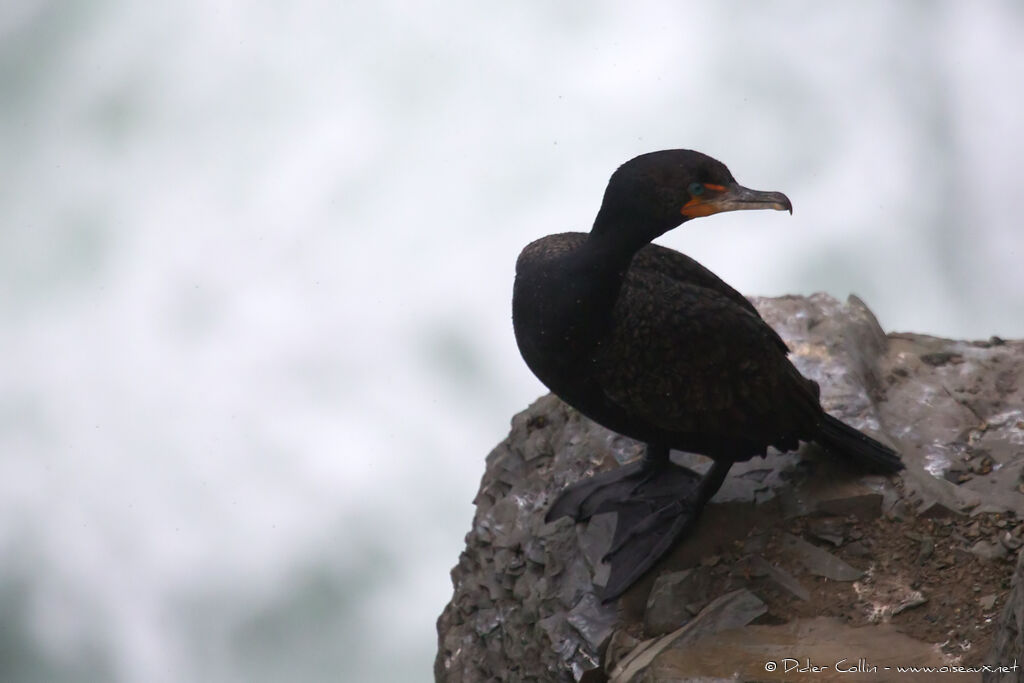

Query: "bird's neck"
left=586, top=213, right=653, bottom=274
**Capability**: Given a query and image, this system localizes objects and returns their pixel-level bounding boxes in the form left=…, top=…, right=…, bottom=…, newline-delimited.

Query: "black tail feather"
left=817, top=414, right=903, bottom=473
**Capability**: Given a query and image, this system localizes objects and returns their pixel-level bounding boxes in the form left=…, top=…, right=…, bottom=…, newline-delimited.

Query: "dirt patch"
left=628, top=479, right=1018, bottom=666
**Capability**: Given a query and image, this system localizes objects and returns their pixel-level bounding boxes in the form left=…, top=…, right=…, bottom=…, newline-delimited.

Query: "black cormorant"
left=512, top=149, right=903, bottom=602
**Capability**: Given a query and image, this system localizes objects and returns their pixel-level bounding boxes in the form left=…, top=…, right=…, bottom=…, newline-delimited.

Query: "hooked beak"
left=681, top=183, right=792, bottom=219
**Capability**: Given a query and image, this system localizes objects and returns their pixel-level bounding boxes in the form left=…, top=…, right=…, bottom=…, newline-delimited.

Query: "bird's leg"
left=693, top=458, right=731, bottom=508
left=626, top=443, right=671, bottom=495
left=642, top=442, right=671, bottom=468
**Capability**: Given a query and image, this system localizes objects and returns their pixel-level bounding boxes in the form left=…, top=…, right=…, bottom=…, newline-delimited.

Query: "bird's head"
left=593, top=149, right=792, bottom=245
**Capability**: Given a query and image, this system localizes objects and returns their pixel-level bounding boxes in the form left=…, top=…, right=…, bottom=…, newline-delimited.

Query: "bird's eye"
left=688, top=182, right=704, bottom=196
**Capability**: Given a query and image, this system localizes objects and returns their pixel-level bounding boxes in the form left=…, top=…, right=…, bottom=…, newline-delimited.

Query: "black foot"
left=546, top=453, right=734, bottom=603
left=545, top=457, right=701, bottom=524
left=598, top=480, right=703, bottom=602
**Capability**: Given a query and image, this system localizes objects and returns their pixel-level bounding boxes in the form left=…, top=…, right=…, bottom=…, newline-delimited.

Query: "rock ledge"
left=436, top=294, right=1024, bottom=683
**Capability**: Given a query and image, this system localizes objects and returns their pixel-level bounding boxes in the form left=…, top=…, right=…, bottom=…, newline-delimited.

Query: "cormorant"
left=512, top=149, right=903, bottom=602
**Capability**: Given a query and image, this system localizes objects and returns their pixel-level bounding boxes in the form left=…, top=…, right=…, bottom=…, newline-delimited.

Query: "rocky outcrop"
left=987, top=549, right=1024, bottom=682
left=436, top=294, right=1024, bottom=683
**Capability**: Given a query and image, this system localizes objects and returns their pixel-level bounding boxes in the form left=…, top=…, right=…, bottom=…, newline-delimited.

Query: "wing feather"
left=594, top=268, right=814, bottom=446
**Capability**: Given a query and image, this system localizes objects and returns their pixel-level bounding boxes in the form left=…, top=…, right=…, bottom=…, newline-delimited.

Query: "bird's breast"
left=512, top=262, right=620, bottom=387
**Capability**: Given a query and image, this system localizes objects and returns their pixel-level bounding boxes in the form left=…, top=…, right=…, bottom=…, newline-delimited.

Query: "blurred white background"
left=2, top=1, right=1022, bottom=681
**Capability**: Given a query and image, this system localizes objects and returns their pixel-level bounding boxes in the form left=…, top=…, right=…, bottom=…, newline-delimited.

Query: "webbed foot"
left=545, top=457, right=706, bottom=524
left=546, top=448, right=733, bottom=602
left=599, top=495, right=702, bottom=601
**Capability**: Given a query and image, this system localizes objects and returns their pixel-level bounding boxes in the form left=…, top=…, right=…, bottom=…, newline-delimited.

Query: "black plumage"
left=512, top=150, right=903, bottom=601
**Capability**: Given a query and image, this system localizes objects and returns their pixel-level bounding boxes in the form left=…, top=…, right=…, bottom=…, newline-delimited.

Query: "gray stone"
left=1000, top=531, right=1023, bottom=551
left=609, top=590, right=767, bottom=682
left=814, top=482, right=884, bottom=519
left=472, top=608, right=500, bottom=636
left=667, top=588, right=768, bottom=644
left=750, top=554, right=810, bottom=601
left=971, top=540, right=1009, bottom=562
left=891, top=591, right=928, bottom=615
left=916, top=534, right=935, bottom=563
left=577, top=513, right=615, bottom=588
left=844, top=540, right=872, bottom=557
left=807, top=516, right=847, bottom=546
left=643, top=568, right=713, bottom=636
left=918, top=500, right=964, bottom=519
left=567, top=592, right=618, bottom=651
left=781, top=532, right=864, bottom=581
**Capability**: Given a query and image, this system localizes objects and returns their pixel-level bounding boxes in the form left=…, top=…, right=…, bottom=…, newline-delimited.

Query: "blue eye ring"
left=688, top=182, right=704, bottom=196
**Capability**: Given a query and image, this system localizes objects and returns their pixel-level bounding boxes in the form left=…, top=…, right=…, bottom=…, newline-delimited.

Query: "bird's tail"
left=817, top=413, right=904, bottom=473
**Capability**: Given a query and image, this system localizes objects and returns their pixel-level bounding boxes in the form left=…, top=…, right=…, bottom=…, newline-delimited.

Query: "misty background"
left=2, top=1, right=1022, bottom=681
